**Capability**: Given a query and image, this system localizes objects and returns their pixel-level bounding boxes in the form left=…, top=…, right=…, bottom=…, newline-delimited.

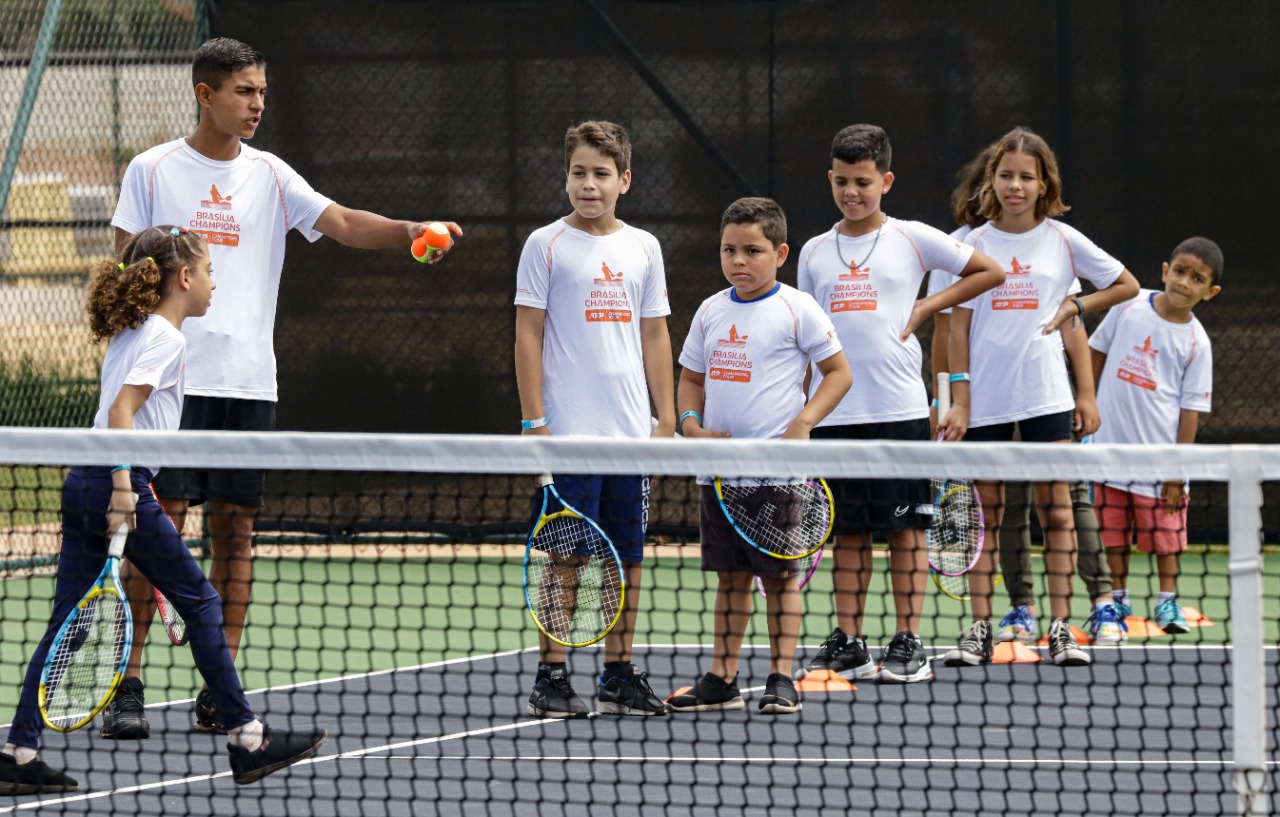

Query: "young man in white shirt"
left=105, top=37, right=461, bottom=739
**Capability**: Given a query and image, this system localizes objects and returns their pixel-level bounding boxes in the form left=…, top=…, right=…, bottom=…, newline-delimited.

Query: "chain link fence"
left=2, top=0, right=1276, bottom=442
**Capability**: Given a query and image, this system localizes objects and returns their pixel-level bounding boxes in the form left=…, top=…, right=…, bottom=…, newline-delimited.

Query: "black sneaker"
left=100, top=676, right=150, bottom=739
left=665, top=673, right=744, bottom=712
left=758, top=673, right=802, bottom=715
left=193, top=688, right=226, bottom=734
left=1048, top=617, right=1091, bottom=666
left=943, top=620, right=994, bottom=667
left=877, top=631, right=933, bottom=684
left=597, top=666, right=667, bottom=716
left=798, top=628, right=876, bottom=680
left=227, top=726, right=328, bottom=785
left=525, top=667, right=590, bottom=719
left=0, top=753, right=78, bottom=795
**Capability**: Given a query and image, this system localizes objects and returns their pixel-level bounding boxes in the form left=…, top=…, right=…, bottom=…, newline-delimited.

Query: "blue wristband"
left=111, top=464, right=131, bottom=473
left=931, top=399, right=939, bottom=408
left=679, top=410, right=702, bottom=428
left=520, top=417, right=547, bottom=430
left=949, top=372, right=970, bottom=383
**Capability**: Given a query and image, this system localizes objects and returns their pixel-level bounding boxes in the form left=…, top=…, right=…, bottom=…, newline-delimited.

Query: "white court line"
left=344, top=755, right=1280, bottom=769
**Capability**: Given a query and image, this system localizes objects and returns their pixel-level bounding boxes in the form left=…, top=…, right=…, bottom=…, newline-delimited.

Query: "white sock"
left=1095, top=600, right=1111, bottom=612
left=1158, top=591, right=1177, bottom=603
left=2, top=743, right=36, bottom=765
left=228, top=718, right=264, bottom=752
left=1112, top=590, right=1130, bottom=607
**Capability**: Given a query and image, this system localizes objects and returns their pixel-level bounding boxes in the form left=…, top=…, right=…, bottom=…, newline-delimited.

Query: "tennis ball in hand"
left=411, top=222, right=452, bottom=262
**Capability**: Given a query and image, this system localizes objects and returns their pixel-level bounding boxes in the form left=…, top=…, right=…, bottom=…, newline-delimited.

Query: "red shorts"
left=1094, top=483, right=1187, bottom=555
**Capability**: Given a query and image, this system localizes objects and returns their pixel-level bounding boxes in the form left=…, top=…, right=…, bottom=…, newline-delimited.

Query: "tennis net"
left=0, top=427, right=1272, bottom=816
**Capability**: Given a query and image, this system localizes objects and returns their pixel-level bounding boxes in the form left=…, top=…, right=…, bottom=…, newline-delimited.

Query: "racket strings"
left=528, top=515, right=622, bottom=644
left=721, top=481, right=831, bottom=558
left=928, top=479, right=983, bottom=576
left=44, top=594, right=126, bottom=725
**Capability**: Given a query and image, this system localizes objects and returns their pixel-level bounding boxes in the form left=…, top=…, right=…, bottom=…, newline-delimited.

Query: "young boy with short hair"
left=669, top=197, right=851, bottom=714
left=1089, top=237, right=1223, bottom=634
left=514, top=120, right=676, bottom=718
left=796, top=124, right=1004, bottom=683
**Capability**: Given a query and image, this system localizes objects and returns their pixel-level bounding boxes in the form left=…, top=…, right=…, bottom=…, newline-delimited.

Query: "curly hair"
left=951, top=144, right=995, bottom=229
left=87, top=226, right=206, bottom=343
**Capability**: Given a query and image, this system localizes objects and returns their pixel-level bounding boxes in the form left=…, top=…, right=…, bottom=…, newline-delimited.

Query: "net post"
left=1228, top=446, right=1268, bottom=816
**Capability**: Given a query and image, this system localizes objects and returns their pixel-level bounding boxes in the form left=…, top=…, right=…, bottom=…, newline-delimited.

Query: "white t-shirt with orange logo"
left=679, top=284, right=841, bottom=445
left=798, top=217, right=973, bottom=425
left=112, top=139, right=333, bottom=401
left=960, top=219, right=1124, bottom=427
left=92, top=314, right=186, bottom=474
left=514, top=219, right=670, bottom=439
left=1089, top=290, right=1212, bottom=498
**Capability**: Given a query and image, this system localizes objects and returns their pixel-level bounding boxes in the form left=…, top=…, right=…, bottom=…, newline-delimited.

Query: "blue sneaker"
left=995, top=606, right=1038, bottom=644
left=1084, top=603, right=1128, bottom=646
left=1153, top=597, right=1189, bottom=634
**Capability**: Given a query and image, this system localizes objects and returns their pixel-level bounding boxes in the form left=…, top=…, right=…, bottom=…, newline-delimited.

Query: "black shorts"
left=812, top=419, right=934, bottom=536
left=698, top=485, right=806, bottom=579
left=964, top=410, right=1074, bottom=443
left=151, top=396, right=276, bottom=508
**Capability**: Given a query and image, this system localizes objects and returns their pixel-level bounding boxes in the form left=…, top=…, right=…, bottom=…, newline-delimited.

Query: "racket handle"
left=108, top=524, right=129, bottom=558
left=537, top=473, right=554, bottom=488
left=936, top=372, right=951, bottom=423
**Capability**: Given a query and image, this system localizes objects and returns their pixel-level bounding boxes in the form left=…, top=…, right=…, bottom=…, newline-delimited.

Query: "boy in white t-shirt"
left=0, top=227, right=325, bottom=794
left=514, top=121, right=676, bottom=718
left=1089, top=237, right=1222, bottom=634
left=668, top=197, right=851, bottom=715
left=796, top=125, right=1003, bottom=684
left=106, top=38, right=462, bottom=738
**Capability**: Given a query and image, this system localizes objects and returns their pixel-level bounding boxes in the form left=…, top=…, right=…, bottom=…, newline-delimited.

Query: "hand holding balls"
left=411, top=222, right=453, bottom=262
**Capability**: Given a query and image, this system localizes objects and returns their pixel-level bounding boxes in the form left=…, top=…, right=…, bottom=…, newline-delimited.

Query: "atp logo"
left=717, top=324, right=749, bottom=348
left=200, top=184, right=233, bottom=210
left=1007, top=257, right=1032, bottom=276
left=1133, top=337, right=1159, bottom=358
left=594, top=261, right=624, bottom=287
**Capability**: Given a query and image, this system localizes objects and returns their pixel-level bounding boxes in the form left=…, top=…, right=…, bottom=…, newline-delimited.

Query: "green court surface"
left=0, top=550, right=1261, bottom=714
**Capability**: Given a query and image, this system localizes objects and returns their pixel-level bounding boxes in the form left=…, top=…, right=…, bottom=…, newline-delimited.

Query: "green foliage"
left=0, top=0, right=195, bottom=53
left=0, top=357, right=98, bottom=427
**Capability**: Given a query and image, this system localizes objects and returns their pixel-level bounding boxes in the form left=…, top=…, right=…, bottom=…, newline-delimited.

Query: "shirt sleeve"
left=272, top=157, right=334, bottom=242
left=639, top=232, right=671, bottom=318
left=514, top=230, right=551, bottom=309
left=794, top=294, right=842, bottom=363
left=677, top=300, right=709, bottom=373
left=1088, top=299, right=1123, bottom=354
left=1180, top=331, right=1213, bottom=412
left=111, top=156, right=153, bottom=236
left=1063, top=223, right=1124, bottom=291
left=911, top=221, right=975, bottom=276
left=125, top=329, right=185, bottom=391
left=796, top=241, right=814, bottom=298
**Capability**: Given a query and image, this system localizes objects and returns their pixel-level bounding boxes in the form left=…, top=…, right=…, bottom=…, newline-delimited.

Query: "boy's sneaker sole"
left=525, top=702, right=590, bottom=719
left=877, top=663, right=934, bottom=683
left=758, top=698, right=802, bottom=715
left=665, top=697, right=745, bottom=713
left=229, top=729, right=328, bottom=785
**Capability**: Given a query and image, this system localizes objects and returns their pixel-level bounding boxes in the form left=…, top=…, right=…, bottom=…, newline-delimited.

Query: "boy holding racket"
left=1089, top=237, right=1222, bottom=634
left=669, top=197, right=851, bottom=714
left=0, top=227, right=325, bottom=794
left=514, top=121, right=676, bottom=718
left=106, top=37, right=461, bottom=738
left=796, top=124, right=1004, bottom=684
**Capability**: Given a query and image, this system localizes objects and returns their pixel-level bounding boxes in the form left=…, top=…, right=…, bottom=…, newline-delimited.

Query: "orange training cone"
left=1036, top=624, right=1092, bottom=647
left=1123, top=616, right=1170, bottom=637
left=992, top=641, right=1042, bottom=663
left=664, top=686, right=693, bottom=702
left=794, top=669, right=857, bottom=692
left=1181, top=607, right=1214, bottom=628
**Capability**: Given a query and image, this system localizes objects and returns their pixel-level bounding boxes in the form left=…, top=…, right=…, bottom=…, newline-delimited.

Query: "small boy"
left=796, top=124, right=1003, bottom=683
left=1089, top=237, right=1223, bottom=634
left=514, top=121, right=676, bottom=718
left=669, top=197, right=852, bottom=714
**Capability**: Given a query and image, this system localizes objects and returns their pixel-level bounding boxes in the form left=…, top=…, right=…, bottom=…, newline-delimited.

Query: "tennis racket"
left=39, top=523, right=134, bottom=732
left=522, top=474, right=625, bottom=648
left=931, top=566, right=1003, bottom=602
left=154, top=587, right=188, bottom=646
left=713, top=476, right=834, bottom=560
left=928, top=373, right=984, bottom=576
left=755, top=544, right=825, bottom=598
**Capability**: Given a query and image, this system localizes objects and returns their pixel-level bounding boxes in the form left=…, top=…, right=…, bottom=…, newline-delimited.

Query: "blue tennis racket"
left=522, top=475, right=625, bottom=648
left=713, top=476, right=834, bottom=560
left=39, top=523, right=134, bottom=732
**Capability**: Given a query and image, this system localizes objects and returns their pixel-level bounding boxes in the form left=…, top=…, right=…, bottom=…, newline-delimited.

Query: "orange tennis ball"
left=411, top=222, right=451, bottom=262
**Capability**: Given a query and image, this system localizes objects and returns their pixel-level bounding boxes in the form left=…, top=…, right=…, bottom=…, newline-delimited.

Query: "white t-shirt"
left=929, top=225, right=1080, bottom=314
left=1089, top=290, right=1213, bottom=498
left=93, top=314, right=187, bottom=475
left=797, top=217, right=973, bottom=425
left=960, top=219, right=1124, bottom=427
left=112, top=139, right=333, bottom=401
left=514, top=219, right=670, bottom=439
left=679, top=283, right=841, bottom=447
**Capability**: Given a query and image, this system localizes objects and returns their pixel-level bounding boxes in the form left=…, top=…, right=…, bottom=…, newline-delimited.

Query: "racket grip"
left=537, top=473, right=554, bottom=487
left=108, top=524, right=129, bottom=558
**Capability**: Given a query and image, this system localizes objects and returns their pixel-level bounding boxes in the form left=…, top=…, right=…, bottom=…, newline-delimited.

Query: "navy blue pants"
left=6, top=466, right=254, bottom=748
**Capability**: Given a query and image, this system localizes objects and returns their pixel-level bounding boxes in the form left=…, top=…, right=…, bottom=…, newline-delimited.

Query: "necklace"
left=833, top=213, right=887, bottom=271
